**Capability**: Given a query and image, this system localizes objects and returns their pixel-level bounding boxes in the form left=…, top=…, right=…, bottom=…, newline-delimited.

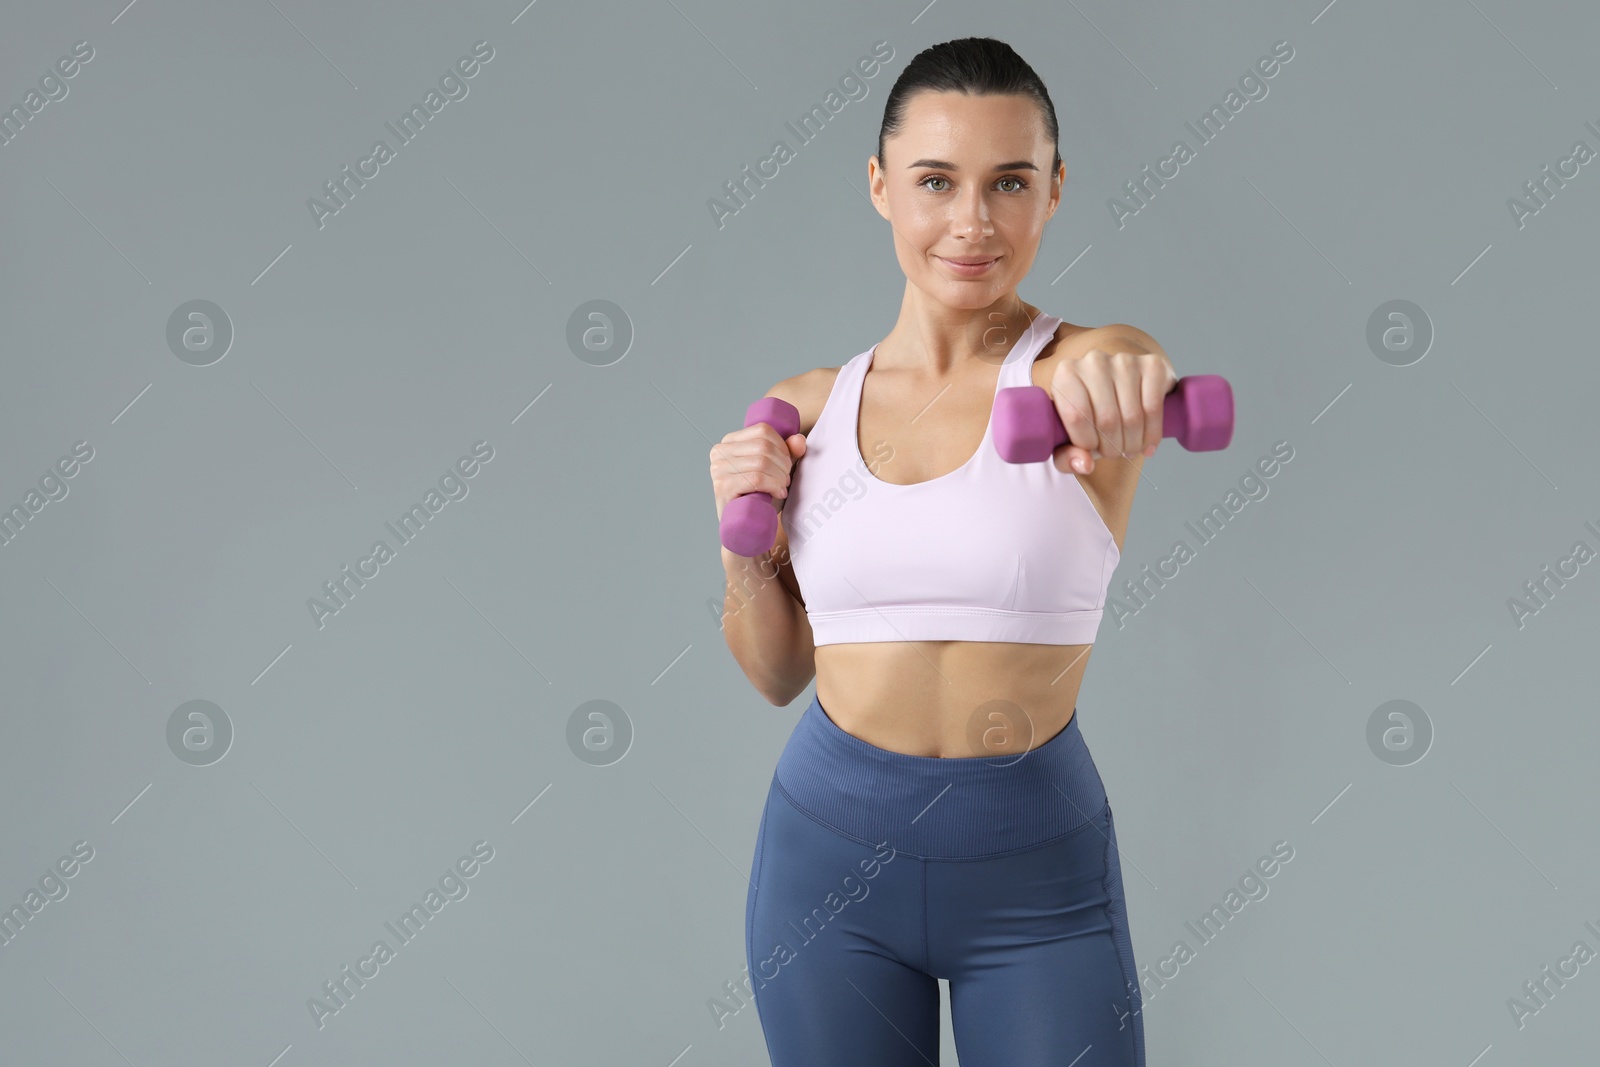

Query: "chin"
left=932, top=275, right=1010, bottom=302
left=921, top=287, right=990, bottom=310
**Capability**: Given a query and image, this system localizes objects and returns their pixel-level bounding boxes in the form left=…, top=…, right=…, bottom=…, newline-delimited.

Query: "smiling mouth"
left=936, top=255, right=1001, bottom=274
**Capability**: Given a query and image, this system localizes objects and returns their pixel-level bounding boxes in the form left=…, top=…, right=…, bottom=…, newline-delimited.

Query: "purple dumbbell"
left=719, top=396, right=802, bottom=557
left=993, top=374, right=1234, bottom=462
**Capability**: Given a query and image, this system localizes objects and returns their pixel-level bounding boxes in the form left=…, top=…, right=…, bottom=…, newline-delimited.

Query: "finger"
left=1079, top=352, right=1122, bottom=458
left=742, top=426, right=790, bottom=490
left=714, top=438, right=778, bottom=497
left=732, top=450, right=768, bottom=495
left=771, top=433, right=807, bottom=496
left=1110, top=356, right=1144, bottom=459
left=1048, top=361, right=1099, bottom=460
left=1140, top=357, right=1167, bottom=455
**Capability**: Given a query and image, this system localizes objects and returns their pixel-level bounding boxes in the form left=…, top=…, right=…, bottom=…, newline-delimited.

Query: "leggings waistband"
left=773, top=694, right=1109, bottom=860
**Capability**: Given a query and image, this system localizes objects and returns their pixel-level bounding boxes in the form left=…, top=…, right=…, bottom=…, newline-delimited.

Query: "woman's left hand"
left=1047, top=331, right=1177, bottom=476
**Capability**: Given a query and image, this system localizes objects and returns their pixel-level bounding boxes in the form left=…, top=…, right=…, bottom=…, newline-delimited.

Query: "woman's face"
left=870, top=90, right=1062, bottom=310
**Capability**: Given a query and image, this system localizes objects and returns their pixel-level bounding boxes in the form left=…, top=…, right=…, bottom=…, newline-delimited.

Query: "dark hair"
left=877, top=38, right=1061, bottom=176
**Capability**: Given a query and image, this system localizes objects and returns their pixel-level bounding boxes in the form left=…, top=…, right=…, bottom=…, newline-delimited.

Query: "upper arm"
left=761, top=366, right=837, bottom=608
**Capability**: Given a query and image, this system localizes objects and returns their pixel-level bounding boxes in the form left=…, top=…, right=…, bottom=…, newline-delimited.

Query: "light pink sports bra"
left=783, top=311, right=1121, bottom=646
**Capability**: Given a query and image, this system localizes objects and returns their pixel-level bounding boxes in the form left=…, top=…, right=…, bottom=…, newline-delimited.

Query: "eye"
left=916, top=175, right=1030, bottom=193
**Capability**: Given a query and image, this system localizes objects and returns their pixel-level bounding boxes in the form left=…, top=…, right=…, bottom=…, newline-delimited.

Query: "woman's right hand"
left=709, top=421, right=806, bottom=523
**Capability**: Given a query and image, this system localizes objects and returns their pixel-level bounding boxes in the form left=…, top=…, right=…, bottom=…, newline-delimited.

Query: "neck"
left=880, top=291, right=1038, bottom=377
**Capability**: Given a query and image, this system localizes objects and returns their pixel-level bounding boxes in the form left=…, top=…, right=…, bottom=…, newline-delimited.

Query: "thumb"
left=1056, top=444, right=1093, bottom=475
left=787, top=433, right=807, bottom=458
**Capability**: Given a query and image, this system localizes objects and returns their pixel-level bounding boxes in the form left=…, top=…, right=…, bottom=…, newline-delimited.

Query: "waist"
left=772, top=693, right=1109, bottom=860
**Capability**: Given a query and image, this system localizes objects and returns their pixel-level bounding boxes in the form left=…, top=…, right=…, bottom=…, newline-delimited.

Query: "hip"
left=772, top=692, right=1110, bottom=861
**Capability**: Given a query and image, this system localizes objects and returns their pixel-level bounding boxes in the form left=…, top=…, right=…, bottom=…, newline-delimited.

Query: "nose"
left=951, top=186, right=994, bottom=240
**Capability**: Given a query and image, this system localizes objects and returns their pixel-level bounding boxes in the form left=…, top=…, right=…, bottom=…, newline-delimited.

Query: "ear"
left=867, top=156, right=891, bottom=221
left=1044, top=159, right=1065, bottom=219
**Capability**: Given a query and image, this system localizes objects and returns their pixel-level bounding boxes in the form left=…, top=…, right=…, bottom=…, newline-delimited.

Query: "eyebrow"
left=906, top=158, right=1040, bottom=172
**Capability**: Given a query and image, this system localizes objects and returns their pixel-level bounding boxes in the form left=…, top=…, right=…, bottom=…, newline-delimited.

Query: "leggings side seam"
left=921, top=859, right=930, bottom=974
left=747, top=781, right=771, bottom=987
left=1102, top=803, right=1141, bottom=1066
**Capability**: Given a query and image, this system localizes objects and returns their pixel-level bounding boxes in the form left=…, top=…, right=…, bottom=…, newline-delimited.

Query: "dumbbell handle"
left=719, top=397, right=802, bottom=557
left=993, top=374, right=1234, bottom=462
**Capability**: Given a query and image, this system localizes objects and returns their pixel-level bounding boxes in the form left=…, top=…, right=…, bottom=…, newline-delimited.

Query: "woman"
left=709, top=37, right=1175, bottom=1067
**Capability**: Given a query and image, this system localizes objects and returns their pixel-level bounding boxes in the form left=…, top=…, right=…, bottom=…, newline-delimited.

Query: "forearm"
left=720, top=545, right=814, bottom=705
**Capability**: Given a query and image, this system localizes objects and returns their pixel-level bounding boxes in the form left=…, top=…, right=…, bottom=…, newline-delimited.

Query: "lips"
left=936, top=254, right=1001, bottom=276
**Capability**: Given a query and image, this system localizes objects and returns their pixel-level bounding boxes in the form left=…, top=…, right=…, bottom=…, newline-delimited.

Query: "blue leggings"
left=745, top=695, right=1145, bottom=1066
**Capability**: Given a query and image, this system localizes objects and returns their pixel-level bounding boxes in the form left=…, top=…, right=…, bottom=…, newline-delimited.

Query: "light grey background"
left=2, top=0, right=1597, bottom=1064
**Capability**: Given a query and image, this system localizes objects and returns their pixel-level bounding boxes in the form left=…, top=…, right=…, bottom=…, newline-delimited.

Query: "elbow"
left=761, top=668, right=815, bottom=708
left=724, top=643, right=801, bottom=707
left=757, top=675, right=799, bottom=707
left=722, top=605, right=815, bottom=707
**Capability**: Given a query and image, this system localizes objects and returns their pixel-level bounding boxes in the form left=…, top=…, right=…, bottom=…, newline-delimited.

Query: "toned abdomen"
left=812, top=641, right=1095, bottom=758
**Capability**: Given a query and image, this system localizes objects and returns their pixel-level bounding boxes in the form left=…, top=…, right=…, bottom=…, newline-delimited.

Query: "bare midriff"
left=812, top=640, right=1092, bottom=758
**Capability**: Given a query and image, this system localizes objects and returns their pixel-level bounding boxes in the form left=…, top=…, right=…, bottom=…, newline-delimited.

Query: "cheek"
left=887, top=218, right=943, bottom=263
left=998, top=204, right=1043, bottom=235
left=894, top=201, right=942, bottom=242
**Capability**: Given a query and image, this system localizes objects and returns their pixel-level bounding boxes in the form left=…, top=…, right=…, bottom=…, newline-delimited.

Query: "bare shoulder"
left=764, top=365, right=844, bottom=437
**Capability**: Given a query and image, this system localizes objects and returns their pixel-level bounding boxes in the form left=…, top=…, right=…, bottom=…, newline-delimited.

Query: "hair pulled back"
left=877, top=37, right=1061, bottom=174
